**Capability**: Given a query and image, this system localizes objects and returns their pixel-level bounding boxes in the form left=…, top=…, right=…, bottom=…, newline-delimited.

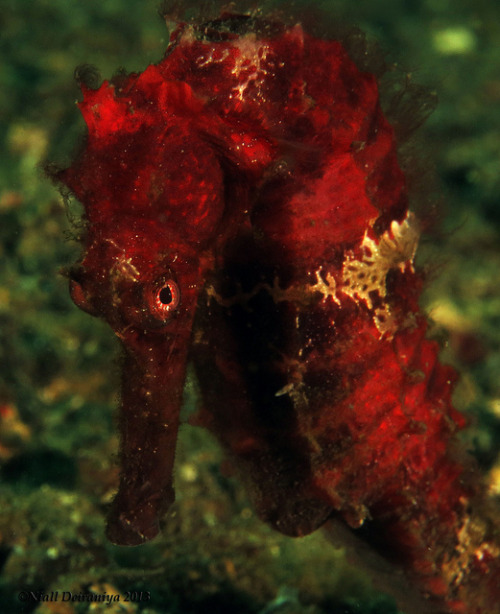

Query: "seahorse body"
left=54, top=13, right=499, bottom=613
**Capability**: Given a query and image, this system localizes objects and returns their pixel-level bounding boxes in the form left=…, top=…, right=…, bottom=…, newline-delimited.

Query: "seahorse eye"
left=159, top=285, right=174, bottom=306
left=68, top=269, right=98, bottom=317
left=150, top=279, right=180, bottom=320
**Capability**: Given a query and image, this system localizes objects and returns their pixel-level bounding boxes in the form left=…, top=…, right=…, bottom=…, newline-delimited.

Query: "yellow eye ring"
left=151, top=280, right=180, bottom=318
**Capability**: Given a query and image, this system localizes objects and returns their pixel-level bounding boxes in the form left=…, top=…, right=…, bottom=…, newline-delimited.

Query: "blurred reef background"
left=1, top=0, right=499, bottom=613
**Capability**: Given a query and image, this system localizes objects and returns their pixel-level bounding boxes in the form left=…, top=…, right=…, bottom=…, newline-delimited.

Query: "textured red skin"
left=55, top=14, right=499, bottom=613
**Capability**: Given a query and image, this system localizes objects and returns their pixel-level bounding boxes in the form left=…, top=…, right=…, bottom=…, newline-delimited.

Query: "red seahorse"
left=51, top=11, right=499, bottom=614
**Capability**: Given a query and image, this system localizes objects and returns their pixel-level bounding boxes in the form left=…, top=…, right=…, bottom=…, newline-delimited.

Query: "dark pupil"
left=159, top=286, right=173, bottom=305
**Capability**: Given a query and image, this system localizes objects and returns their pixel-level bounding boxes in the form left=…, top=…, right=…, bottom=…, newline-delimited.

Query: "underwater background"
left=1, top=0, right=499, bottom=613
